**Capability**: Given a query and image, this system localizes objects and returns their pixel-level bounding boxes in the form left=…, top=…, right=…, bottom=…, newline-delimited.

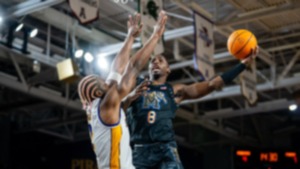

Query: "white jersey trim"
left=97, top=99, right=122, bottom=127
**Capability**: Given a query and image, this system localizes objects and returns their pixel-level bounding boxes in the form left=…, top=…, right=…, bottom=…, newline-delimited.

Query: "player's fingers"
left=138, top=23, right=143, bottom=32
left=135, top=91, right=143, bottom=97
left=250, top=48, right=253, bottom=56
left=141, top=86, right=148, bottom=91
left=159, top=26, right=166, bottom=35
left=161, top=15, right=168, bottom=26
left=136, top=88, right=145, bottom=94
left=160, top=11, right=166, bottom=23
left=158, top=15, right=163, bottom=25
left=129, top=14, right=134, bottom=25
left=141, top=81, right=150, bottom=88
left=158, top=10, right=164, bottom=23
left=135, top=13, right=140, bottom=25
left=127, top=20, right=130, bottom=29
left=132, top=12, right=136, bottom=25
left=160, top=10, right=166, bottom=17
left=251, top=48, right=256, bottom=59
left=255, top=46, right=259, bottom=55
left=137, top=80, right=148, bottom=89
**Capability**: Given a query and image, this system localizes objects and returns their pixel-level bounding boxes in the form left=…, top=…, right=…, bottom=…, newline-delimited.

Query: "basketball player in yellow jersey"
left=78, top=11, right=168, bottom=169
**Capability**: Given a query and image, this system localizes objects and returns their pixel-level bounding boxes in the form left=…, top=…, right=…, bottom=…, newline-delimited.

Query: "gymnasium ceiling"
left=0, top=0, right=300, bottom=149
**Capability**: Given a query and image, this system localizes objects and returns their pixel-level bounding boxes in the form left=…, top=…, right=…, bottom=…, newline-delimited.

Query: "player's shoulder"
left=170, top=83, right=184, bottom=92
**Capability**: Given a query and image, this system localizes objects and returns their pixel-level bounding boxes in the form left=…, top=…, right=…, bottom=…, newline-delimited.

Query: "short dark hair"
left=152, top=54, right=169, bottom=66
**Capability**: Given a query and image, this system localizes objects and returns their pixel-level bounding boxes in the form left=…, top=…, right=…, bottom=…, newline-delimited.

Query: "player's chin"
left=152, top=71, right=162, bottom=80
left=152, top=69, right=161, bottom=75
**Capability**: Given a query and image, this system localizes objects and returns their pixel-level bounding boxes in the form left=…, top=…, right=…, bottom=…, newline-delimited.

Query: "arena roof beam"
left=176, top=108, right=259, bottom=146
left=189, top=2, right=276, bottom=67
left=142, top=46, right=283, bottom=75
left=251, top=116, right=268, bottom=145
left=200, top=99, right=293, bottom=120
left=180, top=75, right=300, bottom=104
left=0, top=67, right=82, bottom=112
left=266, top=42, right=300, bottom=52
left=7, top=1, right=119, bottom=46
left=0, top=45, right=300, bottom=116
left=31, top=7, right=120, bottom=45
left=9, top=2, right=295, bottom=74
left=278, top=51, right=300, bottom=81
left=260, top=32, right=300, bottom=43
left=8, top=53, right=27, bottom=88
left=225, top=0, right=274, bottom=31
left=0, top=41, right=62, bottom=68
left=172, top=63, right=300, bottom=85
left=38, top=129, right=74, bottom=141
left=4, top=59, right=293, bottom=129
left=110, top=0, right=135, bottom=13
left=103, top=1, right=275, bottom=66
left=5, top=0, right=64, bottom=17
left=25, top=33, right=65, bottom=57
left=217, top=1, right=300, bottom=28
left=99, top=25, right=193, bottom=53
left=7, top=34, right=290, bottom=76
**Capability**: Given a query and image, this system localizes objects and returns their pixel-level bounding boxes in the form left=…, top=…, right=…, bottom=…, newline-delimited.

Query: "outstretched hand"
left=127, top=12, right=143, bottom=38
left=127, top=80, right=150, bottom=102
left=241, top=46, right=259, bottom=66
left=152, top=10, right=168, bottom=38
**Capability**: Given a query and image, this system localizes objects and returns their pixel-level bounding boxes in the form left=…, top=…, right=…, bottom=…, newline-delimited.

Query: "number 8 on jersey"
left=147, top=111, right=156, bottom=124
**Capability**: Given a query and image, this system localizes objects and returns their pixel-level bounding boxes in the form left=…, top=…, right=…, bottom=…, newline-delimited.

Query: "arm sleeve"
left=220, top=63, right=246, bottom=85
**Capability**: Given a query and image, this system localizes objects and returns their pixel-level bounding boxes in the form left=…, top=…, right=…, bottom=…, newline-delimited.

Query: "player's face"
left=149, top=55, right=170, bottom=77
left=78, top=76, right=109, bottom=109
left=96, top=77, right=109, bottom=97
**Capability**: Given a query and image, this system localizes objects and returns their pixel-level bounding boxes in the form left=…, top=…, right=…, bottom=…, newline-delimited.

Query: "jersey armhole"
left=97, top=99, right=121, bottom=127
left=166, top=83, right=179, bottom=110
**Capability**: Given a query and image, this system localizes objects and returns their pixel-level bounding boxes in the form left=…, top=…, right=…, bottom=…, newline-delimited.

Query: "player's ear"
left=167, top=67, right=171, bottom=74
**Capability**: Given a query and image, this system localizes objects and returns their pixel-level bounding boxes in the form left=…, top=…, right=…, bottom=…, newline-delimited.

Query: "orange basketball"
left=227, top=29, right=257, bottom=60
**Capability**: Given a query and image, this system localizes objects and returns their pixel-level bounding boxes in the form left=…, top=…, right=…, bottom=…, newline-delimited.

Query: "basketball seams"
left=233, top=34, right=253, bottom=57
left=229, top=30, right=247, bottom=54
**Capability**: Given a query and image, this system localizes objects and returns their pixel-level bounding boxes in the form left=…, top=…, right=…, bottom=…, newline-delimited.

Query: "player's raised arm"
left=119, top=11, right=168, bottom=98
left=106, top=13, right=143, bottom=84
left=129, top=11, right=167, bottom=73
left=173, top=47, right=259, bottom=103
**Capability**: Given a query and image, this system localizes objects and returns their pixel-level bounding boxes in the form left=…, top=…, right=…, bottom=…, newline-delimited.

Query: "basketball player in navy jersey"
left=125, top=47, right=259, bottom=169
left=78, top=11, right=168, bottom=169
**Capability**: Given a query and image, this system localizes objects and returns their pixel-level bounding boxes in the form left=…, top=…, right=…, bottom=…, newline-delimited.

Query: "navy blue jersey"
left=126, top=78, right=178, bottom=144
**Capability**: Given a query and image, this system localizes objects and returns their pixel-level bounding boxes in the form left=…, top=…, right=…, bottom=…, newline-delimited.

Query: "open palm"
left=153, top=10, right=168, bottom=37
left=127, top=13, right=143, bottom=38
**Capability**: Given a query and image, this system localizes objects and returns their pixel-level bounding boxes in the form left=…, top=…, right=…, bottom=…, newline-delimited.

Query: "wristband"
left=106, top=72, right=122, bottom=84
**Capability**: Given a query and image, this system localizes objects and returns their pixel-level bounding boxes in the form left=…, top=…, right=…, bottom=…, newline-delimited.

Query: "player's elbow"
left=209, top=76, right=224, bottom=90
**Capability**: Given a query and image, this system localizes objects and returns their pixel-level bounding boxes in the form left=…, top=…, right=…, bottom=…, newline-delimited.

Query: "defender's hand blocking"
left=241, top=46, right=259, bottom=66
left=127, top=80, right=150, bottom=102
left=152, top=10, right=168, bottom=37
left=128, top=13, right=143, bottom=38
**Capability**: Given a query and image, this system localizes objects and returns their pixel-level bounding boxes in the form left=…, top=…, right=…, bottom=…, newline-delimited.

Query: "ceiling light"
left=75, top=49, right=84, bottom=58
left=97, top=56, right=109, bottom=71
left=30, top=28, right=38, bottom=38
left=84, top=52, right=94, bottom=63
left=15, top=23, right=24, bottom=32
left=289, top=104, right=297, bottom=111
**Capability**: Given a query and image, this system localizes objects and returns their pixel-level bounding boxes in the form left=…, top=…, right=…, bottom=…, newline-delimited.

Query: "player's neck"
left=151, top=76, right=167, bottom=85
